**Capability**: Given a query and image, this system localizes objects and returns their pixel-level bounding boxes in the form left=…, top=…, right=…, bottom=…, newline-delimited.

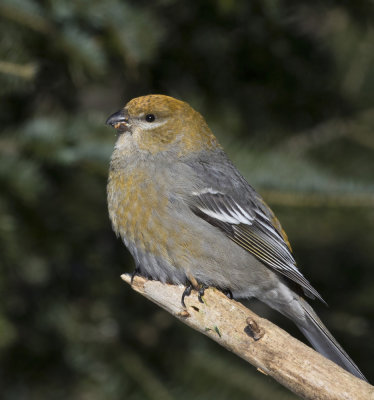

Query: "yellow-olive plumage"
left=107, top=94, right=366, bottom=381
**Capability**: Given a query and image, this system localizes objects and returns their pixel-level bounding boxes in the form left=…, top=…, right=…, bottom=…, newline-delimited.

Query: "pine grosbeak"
left=106, top=94, right=366, bottom=381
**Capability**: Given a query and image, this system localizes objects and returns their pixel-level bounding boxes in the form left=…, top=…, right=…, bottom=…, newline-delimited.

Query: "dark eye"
left=145, top=114, right=155, bottom=122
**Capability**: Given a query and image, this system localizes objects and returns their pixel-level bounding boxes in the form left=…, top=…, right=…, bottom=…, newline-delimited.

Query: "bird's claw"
left=130, top=267, right=140, bottom=285
left=222, top=288, right=233, bottom=299
left=181, top=283, right=232, bottom=308
left=181, top=284, right=192, bottom=308
left=181, top=282, right=208, bottom=307
left=198, top=284, right=208, bottom=303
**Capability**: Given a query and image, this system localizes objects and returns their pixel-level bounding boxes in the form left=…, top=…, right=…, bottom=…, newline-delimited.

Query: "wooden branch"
left=121, top=274, right=373, bottom=400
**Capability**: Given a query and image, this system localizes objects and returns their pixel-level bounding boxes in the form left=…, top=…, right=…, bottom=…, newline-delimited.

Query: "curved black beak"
left=106, top=110, right=128, bottom=128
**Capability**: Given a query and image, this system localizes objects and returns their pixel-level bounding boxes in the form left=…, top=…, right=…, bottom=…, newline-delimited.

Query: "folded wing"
left=190, top=188, right=324, bottom=303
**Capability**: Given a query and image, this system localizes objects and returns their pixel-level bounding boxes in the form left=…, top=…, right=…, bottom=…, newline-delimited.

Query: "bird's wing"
left=187, top=159, right=324, bottom=303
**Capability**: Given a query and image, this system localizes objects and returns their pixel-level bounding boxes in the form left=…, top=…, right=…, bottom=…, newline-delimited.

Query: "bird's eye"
left=145, top=114, right=155, bottom=122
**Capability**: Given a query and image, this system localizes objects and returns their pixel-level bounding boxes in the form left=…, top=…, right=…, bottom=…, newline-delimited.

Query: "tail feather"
left=297, top=300, right=367, bottom=381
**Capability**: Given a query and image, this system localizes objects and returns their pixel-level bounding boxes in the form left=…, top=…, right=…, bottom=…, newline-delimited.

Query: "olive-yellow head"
left=106, top=94, right=220, bottom=155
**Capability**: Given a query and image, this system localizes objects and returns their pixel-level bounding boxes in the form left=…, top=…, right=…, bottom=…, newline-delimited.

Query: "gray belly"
left=124, top=211, right=280, bottom=300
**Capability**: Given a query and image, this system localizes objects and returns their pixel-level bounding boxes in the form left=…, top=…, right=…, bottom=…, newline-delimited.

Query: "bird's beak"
left=106, top=109, right=130, bottom=133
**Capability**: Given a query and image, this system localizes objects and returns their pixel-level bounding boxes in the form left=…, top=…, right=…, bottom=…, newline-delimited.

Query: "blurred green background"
left=1, top=0, right=373, bottom=398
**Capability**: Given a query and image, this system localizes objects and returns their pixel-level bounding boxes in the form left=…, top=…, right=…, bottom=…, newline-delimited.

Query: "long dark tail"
left=296, top=299, right=367, bottom=381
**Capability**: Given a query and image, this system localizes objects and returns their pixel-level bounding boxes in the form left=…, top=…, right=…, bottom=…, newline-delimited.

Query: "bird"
left=106, top=94, right=366, bottom=381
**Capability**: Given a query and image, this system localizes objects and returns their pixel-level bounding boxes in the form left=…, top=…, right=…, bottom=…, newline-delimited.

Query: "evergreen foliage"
left=0, top=1, right=373, bottom=398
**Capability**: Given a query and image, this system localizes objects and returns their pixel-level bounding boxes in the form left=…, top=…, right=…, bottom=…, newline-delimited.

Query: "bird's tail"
left=296, top=299, right=367, bottom=381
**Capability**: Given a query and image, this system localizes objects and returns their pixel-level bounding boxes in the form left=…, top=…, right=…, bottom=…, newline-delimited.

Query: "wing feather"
left=190, top=190, right=325, bottom=303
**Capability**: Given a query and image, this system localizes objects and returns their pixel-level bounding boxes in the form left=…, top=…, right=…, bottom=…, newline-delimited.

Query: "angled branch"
left=122, top=274, right=373, bottom=400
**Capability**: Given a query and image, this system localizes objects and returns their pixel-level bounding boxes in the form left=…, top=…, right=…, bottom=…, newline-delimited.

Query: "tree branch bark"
left=121, top=274, right=373, bottom=400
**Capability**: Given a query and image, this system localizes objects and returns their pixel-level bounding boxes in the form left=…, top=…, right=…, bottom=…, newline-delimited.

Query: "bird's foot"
left=198, top=284, right=208, bottom=303
left=181, top=282, right=233, bottom=308
left=222, top=288, right=233, bottom=299
left=181, top=278, right=207, bottom=307
left=181, top=284, right=192, bottom=308
left=130, top=267, right=141, bottom=285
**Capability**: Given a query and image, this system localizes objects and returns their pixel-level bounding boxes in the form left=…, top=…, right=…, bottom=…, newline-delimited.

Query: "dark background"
left=1, top=1, right=373, bottom=398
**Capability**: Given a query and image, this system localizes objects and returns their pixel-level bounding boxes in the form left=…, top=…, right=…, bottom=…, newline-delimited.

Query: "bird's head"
left=106, top=94, right=220, bottom=156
